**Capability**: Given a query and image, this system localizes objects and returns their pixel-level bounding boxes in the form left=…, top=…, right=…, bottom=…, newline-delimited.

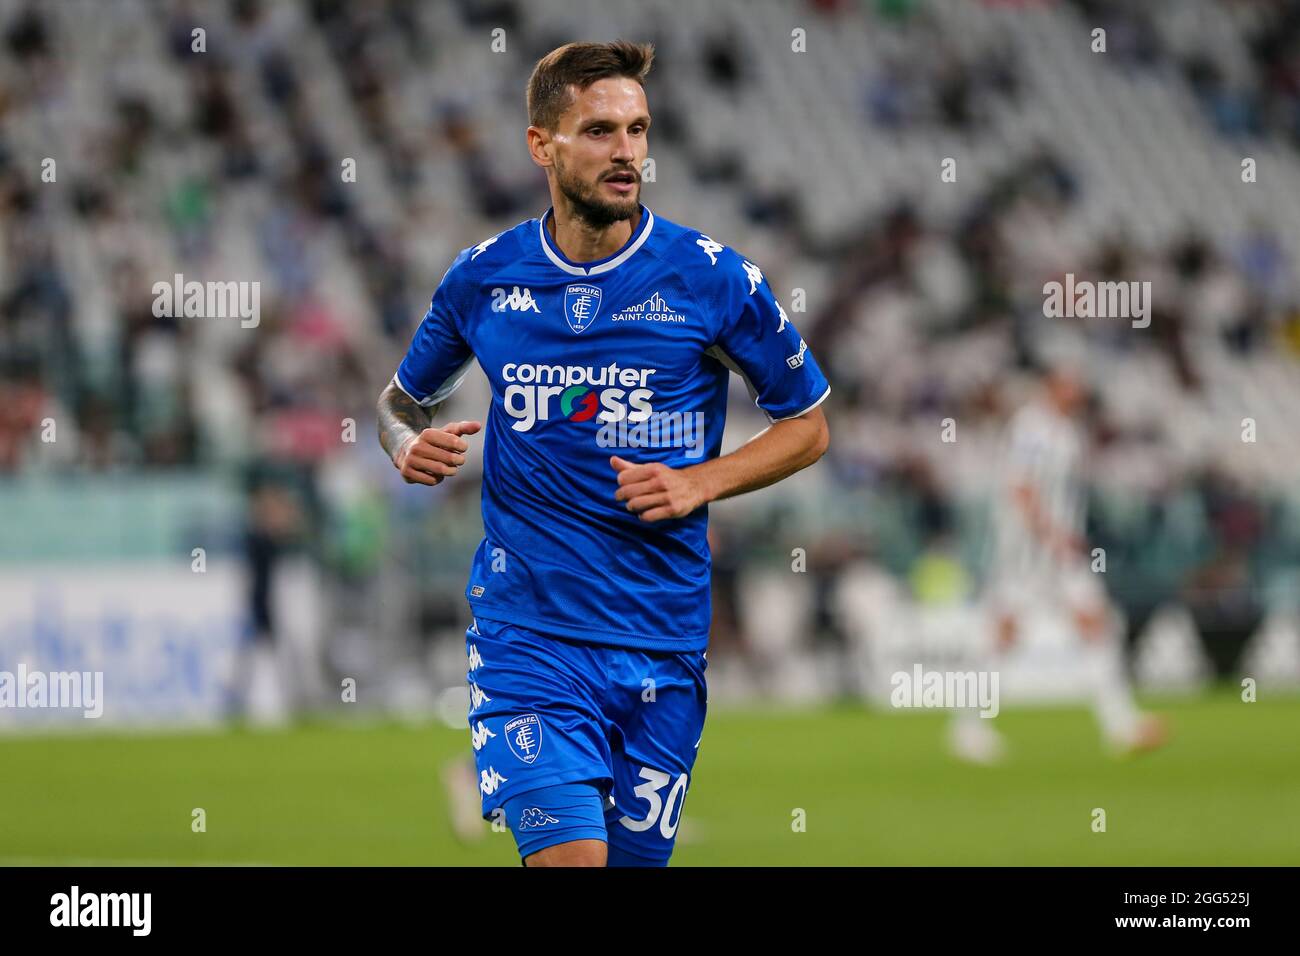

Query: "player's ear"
left=526, top=126, right=554, bottom=169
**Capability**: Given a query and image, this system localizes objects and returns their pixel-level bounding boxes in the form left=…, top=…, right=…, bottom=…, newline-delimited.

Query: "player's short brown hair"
left=527, top=40, right=655, bottom=131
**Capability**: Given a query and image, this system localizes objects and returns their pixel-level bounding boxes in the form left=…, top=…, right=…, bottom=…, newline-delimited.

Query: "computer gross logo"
left=501, top=362, right=658, bottom=432
left=560, top=385, right=599, bottom=422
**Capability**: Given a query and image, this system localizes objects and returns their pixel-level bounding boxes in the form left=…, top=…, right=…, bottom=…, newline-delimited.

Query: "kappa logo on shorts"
left=518, top=808, right=560, bottom=829
left=480, top=767, right=508, bottom=795
left=504, top=713, right=543, bottom=764
left=469, top=681, right=491, bottom=710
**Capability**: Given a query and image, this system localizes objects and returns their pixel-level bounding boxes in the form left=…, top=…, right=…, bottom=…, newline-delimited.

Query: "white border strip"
left=538, top=207, right=655, bottom=277
left=768, top=383, right=832, bottom=422
left=391, top=360, right=474, bottom=409
left=391, top=372, right=424, bottom=404
left=707, top=345, right=832, bottom=422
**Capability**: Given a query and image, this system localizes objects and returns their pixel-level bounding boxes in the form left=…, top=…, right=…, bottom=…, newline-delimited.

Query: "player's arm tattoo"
left=376, top=380, right=440, bottom=464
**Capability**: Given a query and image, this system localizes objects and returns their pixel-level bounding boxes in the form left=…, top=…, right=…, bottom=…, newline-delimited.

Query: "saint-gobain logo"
left=565, top=284, right=602, bottom=333
left=504, top=713, right=543, bottom=764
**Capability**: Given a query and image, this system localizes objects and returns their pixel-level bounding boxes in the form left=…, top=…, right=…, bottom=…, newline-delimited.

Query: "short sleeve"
left=706, top=249, right=830, bottom=422
left=394, top=254, right=476, bottom=407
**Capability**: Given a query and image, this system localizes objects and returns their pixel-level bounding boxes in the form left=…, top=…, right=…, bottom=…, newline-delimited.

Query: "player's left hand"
left=610, top=456, right=705, bottom=522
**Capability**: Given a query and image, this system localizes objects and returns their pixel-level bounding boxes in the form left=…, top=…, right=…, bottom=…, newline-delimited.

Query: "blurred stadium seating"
left=2, top=0, right=1300, bottom=730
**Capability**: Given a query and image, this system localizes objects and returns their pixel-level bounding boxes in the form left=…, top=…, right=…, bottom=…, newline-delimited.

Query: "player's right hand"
left=393, top=421, right=482, bottom=486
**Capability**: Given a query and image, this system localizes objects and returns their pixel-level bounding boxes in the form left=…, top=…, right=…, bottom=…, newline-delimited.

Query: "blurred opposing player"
left=951, top=363, right=1167, bottom=763
left=376, top=41, right=830, bottom=865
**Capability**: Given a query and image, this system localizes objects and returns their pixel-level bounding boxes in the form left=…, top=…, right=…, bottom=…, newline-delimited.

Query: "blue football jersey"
left=393, top=203, right=830, bottom=651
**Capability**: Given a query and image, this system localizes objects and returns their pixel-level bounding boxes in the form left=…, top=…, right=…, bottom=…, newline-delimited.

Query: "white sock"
left=1082, top=634, right=1141, bottom=744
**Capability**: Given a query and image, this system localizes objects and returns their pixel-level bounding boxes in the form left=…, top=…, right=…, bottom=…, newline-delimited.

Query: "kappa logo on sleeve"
left=695, top=234, right=723, bottom=265
left=471, top=234, right=500, bottom=260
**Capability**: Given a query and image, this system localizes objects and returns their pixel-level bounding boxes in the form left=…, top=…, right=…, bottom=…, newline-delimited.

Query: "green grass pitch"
left=1, top=691, right=1296, bottom=865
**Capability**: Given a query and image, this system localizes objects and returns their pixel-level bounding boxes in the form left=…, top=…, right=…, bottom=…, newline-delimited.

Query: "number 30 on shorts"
left=618, top=767, right=689, bottom=838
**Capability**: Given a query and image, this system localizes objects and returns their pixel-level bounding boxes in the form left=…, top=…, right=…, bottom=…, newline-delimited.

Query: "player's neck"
left=547, top=203, right=641, bottom=263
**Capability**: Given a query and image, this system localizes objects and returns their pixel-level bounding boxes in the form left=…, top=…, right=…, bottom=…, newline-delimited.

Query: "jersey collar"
left=538, top=203, right=655, bottom=277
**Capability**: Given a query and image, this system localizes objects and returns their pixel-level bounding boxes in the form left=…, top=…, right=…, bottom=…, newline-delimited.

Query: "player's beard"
left=555, top=158, right=639, bottom=229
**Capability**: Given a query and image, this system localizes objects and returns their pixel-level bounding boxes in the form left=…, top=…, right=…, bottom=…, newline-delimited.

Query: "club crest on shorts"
left=564, top=284, right=602, bottom=333
left=504, top=713, right=543, bottom=764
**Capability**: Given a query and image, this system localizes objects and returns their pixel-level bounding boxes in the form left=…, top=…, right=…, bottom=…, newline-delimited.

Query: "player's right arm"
left=377, top=247, right=483, bottom=486
left=1003, top=411, right=1083, bottom=560
left=1010, top=482, right=1080, bottom=557
left=377, top=384, right=481, bottom=486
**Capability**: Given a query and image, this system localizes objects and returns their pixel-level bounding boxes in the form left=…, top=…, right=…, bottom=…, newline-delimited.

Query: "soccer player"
left=376, top=41, right=830, bottom=866
left=952, top=362, right=1167, bottom=763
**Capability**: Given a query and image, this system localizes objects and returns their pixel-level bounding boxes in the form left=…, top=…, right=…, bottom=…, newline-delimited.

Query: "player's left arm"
left=613, top=247, right=831, bottom=522
left=612, top=408, right=828, bottom=521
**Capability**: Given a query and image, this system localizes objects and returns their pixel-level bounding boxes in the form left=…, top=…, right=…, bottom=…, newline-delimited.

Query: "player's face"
left=548, top=77, right=649, bottom=228
left=1047, top=370, right=1085, bottom=414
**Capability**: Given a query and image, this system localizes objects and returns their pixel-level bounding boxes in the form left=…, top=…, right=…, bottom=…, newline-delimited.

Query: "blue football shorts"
left=464, top=615, right=708, bottom=865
